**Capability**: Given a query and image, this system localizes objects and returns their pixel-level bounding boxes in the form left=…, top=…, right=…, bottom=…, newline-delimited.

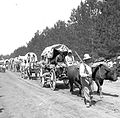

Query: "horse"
left=92, top=64, right=118, bottom=98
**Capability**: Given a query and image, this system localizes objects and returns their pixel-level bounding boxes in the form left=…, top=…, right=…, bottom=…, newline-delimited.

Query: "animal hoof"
left=79, top=93, right=84, bottom=98
left=97, top=91, right=99, bottom=94
left=90, top=96, right=93, bottom=100
left=86, top=102, right=91, bottom=108
left=78, top=94, right=82, bottom=97
left=81, top=95, right=84, bottom=98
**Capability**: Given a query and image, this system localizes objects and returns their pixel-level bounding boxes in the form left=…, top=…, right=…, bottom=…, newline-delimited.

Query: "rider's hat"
left=83, top=54, right=91, bottom=60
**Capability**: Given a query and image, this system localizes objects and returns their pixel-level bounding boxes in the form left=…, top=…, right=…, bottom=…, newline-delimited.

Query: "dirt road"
left=0, top=71, right=120, bottom=118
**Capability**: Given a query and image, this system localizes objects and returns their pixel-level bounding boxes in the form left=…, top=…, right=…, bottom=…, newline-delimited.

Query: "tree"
left=10, top=46, right=27, bottom=58
left=9, top=0, right=120, bottom=60
left=94, top=0, right=120, bottom=57
left=68, top=0, right=101, bottom=56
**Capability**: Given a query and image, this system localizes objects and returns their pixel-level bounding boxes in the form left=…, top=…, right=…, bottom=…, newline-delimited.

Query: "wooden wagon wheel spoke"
left=50, top=70, right=56, bottom=91
left=41, top=77, right=45, bottom=87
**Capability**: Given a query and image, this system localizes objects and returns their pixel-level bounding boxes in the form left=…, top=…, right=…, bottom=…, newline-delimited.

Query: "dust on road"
left=0, top=71, right=120, bottom=118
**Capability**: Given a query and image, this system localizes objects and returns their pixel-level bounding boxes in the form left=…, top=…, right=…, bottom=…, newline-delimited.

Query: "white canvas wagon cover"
left=41, top=44, right=69, bottom=58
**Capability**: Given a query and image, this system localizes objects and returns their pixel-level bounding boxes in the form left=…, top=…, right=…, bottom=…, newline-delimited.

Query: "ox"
left=92, top=64, right=118, bottom=97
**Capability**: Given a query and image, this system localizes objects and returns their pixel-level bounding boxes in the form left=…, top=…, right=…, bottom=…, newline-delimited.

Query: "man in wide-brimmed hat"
left=79, top=53, right=93, bottom=107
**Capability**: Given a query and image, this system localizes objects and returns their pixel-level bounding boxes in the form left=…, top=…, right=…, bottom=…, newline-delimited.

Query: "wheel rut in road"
left=0, top=71, right=120, bottom=118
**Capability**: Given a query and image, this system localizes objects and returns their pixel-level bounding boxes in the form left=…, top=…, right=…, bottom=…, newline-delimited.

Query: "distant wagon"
left=0, top=60, right=6, bottom=72
left=21, top=52, right=40, bottom=79
left=40, top=44, right=70, bottom=90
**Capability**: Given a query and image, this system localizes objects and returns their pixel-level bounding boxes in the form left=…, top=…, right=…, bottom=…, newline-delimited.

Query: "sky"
left=0, top=0, right=82, bottom=55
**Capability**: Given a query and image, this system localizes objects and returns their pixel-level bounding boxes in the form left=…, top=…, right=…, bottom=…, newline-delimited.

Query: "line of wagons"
left=21, top=44, right=71, bottom=90
left=18, top=44, right=120, bottom=91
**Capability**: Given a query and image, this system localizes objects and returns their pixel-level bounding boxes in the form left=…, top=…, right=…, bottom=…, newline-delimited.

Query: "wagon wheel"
left=23, top=70, right=28, bottom=79
left=26, top=68, right=31, bottom=79
left=21, top=69, right=26, bottom=79
left=50, top=69, right=56, bottom=90
left=41, top=77, right=45, bottom=87
left=39, top=67, right=45, bottom=86
left=3, top=68, right=5, bottom=72
left=20, top=72, right=24, bottom=78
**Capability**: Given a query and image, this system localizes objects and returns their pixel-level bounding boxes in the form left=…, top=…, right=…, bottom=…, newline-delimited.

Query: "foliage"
left=10, top=46, right=27, bottom=58
left=7, top=0, right=120, bottom=60
left=94, top=0, right=120, bottom=58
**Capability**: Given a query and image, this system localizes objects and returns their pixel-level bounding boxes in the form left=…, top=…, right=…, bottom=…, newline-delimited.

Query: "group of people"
left=40, top=49, right=75, bottom=68
left=41, top=46, right=120, bottom=107
left=41, top=48, right=93, bottom=107
left=56, top=49, right=75, bottom=67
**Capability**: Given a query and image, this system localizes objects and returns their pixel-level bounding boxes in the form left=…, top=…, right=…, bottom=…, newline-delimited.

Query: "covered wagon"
left=40, top=44, right=70, bottom=90
left=0, top=60, right=6, bottom=72
left=21, top=52, right=40, bottom=79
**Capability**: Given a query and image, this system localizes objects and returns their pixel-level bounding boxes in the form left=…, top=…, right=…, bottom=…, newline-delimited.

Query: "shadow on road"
left=93, top=91, right=119, bottom=97
left=91, top=99, right=102, bottom=106
left=70, top=90, right=81, bottom=97
left=55, top=83, right=69, bottom=91
left=29, top=77, right=38, bottom=80
left=102, top=92, right=119, bottom=97
left=0, top=108, right=4, bottom=113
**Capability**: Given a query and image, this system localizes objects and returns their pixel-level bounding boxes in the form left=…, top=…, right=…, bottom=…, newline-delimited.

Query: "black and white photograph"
left=0, top=0, right=120, bottom=118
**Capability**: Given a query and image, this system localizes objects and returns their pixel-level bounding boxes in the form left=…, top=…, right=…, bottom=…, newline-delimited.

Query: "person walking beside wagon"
left=65, top=50, right=75, bottom=67
left=79, top=54, right=93, bottom=107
